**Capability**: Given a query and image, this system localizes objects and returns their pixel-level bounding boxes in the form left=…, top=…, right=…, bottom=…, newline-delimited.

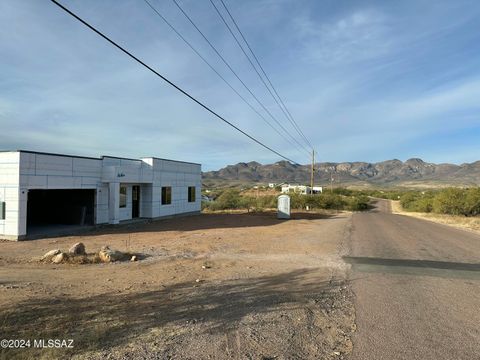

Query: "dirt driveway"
left=0, top=211, right=355, bottom=360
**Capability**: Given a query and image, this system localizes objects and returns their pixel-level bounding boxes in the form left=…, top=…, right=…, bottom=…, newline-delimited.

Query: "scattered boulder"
left=98, top=248, right=124, bottom=263
left=51, top=252, right=67, bottom=264
left=41, top=249, right=61, bottom=261
left=69, top=242, right=86, bottom=256
left=130, top=255, right=137, bottom=262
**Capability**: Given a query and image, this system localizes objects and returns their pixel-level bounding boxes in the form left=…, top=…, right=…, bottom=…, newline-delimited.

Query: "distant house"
left=281, top=184, right=323, bottom=195
left=201, top=195, right=213, bottom=202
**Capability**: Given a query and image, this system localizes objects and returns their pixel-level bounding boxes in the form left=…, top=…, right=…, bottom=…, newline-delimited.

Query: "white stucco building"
left=0, top=150, right=201, bottom=240
left=281, top=184, right=323, bottom=195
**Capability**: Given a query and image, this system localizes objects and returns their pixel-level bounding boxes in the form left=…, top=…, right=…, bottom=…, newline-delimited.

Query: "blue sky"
left=1, top=0, right=479, bottom=170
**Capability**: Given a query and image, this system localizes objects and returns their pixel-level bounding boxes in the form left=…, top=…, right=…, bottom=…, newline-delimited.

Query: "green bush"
left=206, top=190, right=244, bottom=210
left=347, top=195, right=370, bottom=211
left=432, top=188, right=465, bottom=215
left=203, top=188, right=371, bottom=212
left=400, top=191, right=434, bottom=212
left=331, top=187, right=354, bottom=196
left=256, top=195, right=277, bottom=209
left=399, top=188, right=480, bottom=216
left=412, top=197, right=434, bottom=212
left=464, top=188, right=480, bottom=216
left=400, top=192, right=419, bottom=210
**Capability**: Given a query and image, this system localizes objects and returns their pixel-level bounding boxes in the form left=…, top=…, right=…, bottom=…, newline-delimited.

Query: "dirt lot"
left=0, top=211, right=355, bottom=360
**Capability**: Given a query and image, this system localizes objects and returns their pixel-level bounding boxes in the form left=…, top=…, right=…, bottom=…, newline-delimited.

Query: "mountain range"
left=202, top=159, right=480, bottom=188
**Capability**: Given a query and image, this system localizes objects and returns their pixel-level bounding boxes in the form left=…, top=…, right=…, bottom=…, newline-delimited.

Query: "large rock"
left=98, top=249, right=124, bottom=263
left=51, top=252, right=67, bottom=264
left=69, top=242, right=86, bottom=255
left=41, top=249, right=61, bottom=261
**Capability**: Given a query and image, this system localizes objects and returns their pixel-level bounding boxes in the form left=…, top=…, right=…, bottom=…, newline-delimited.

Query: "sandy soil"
left=0, top=211, right=355, bottom=360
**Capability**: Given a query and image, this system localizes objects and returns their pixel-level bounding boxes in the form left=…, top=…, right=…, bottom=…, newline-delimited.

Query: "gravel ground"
left=0, top=211, right=355, bottom=360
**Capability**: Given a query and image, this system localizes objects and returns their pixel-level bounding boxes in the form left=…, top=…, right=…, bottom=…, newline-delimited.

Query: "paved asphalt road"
left=346, top=199, right=480, bottom=360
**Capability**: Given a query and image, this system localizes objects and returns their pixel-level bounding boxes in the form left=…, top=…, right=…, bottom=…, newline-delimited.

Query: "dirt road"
left=346, top=199, right=480, bottom=360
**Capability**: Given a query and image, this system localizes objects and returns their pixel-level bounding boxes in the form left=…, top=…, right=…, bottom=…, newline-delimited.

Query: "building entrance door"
left=132, top=186, right=140, bottom=218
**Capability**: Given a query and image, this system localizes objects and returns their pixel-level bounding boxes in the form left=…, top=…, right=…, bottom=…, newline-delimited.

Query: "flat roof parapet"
left=0, top=150, right=200, bottom=165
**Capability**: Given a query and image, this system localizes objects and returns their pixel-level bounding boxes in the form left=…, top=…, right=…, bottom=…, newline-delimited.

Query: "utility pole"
left=310, top=150, right=315, bottom=195
left=330, top=168, right=334, bottom=193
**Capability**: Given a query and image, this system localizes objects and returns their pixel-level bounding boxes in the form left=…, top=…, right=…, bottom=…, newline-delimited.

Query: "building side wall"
left=0, top=152, right=21, bottom=237
left=149, top=159, right=201, bottom=218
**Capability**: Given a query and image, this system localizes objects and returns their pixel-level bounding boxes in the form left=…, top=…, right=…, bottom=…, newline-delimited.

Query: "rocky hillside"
left=202, top=159, right=480, bottom=188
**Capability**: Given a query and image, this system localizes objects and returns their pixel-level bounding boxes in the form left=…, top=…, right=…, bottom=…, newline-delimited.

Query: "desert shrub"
left=400, top=191, right=434, bottom=212
left=398, top=188, right=480, bottom=216
left=432, top=188, right=465, bottom=215
left=378, top=191, right=403, bottom=200
left=400, top=192, right=420, bottom=210
left=432, top=188, right=480, bottom=216
left=412, top=196, right=434, bottom=212
left=204, top=188, right=371, bottom=212
left=256, top=195, right=277, bottom=209
left=464, top=188, right=480, bottom=216
left=289, top=193, right=307, bottom=209
left=331, top=187, right=354, bottom=196
left=317, top=193, right=347, bottom=210
left=346, top=195, right=370, bottom=211
left=208, top=189, right=242, bottom=210
left=201, top=201, right=210, bottom=211
left=291, top=193, right=365, bottom=211
left=239, top=195, right=256, bottom=210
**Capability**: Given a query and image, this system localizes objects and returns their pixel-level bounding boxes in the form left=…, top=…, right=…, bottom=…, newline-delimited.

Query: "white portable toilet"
left=277, top=194, right=290, bottom=219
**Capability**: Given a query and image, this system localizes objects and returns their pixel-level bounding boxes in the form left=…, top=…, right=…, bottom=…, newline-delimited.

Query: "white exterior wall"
left=281, top=184, right=310, bottom=195
left=0, top=152, right=21, bottom=238
left=145, top=158, right=202, bottom=218
left=0, top=151, right=201, bottom=239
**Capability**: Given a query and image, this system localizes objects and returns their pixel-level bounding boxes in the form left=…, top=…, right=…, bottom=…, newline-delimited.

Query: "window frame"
left=0, top=201, right=5, bottom=220
left=119, top=185, right=127, bottom=208
left=161, top=186, right=172, bottom=205
left=188, top=186, right=196, bottom=203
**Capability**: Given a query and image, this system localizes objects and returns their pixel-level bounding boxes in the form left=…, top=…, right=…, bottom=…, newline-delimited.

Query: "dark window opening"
left=132, top=185, right=140, bottom=218
left=0, top=201, right=5, bottom=220
left=188, top=186, right=196, bottom=203
left=27, top=189, right=95, bottom=227
left=119, top=186, right=127, bottom=208
left=162, top=187, right=172, bottom=205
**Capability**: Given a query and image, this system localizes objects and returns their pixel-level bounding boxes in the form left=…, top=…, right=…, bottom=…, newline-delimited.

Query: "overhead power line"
left=49, top=0, right=301, bottom=165
left=216, top=0, right=314, bottom=150
left=142, top=0, right=308, bottom=158
left=171, top=0, right=311, bottom=156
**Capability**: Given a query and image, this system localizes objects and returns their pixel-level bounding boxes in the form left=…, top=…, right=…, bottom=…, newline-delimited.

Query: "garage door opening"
left=27, top=189, right=95, bottom=237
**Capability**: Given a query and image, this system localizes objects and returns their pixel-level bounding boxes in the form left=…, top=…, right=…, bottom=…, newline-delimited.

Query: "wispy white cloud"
left=293, top=9, right=392, bottom=64
left=1, top=0, right=480, bottom=168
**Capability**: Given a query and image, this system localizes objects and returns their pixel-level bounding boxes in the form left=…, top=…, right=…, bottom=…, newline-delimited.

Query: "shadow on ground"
left=0, top=269, right=350, bottom=359
left=344, top=256, right=480, bottom=280
left=101, top=212, right=341, bottom=234
left=22, top=211, right=341, bottom=241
